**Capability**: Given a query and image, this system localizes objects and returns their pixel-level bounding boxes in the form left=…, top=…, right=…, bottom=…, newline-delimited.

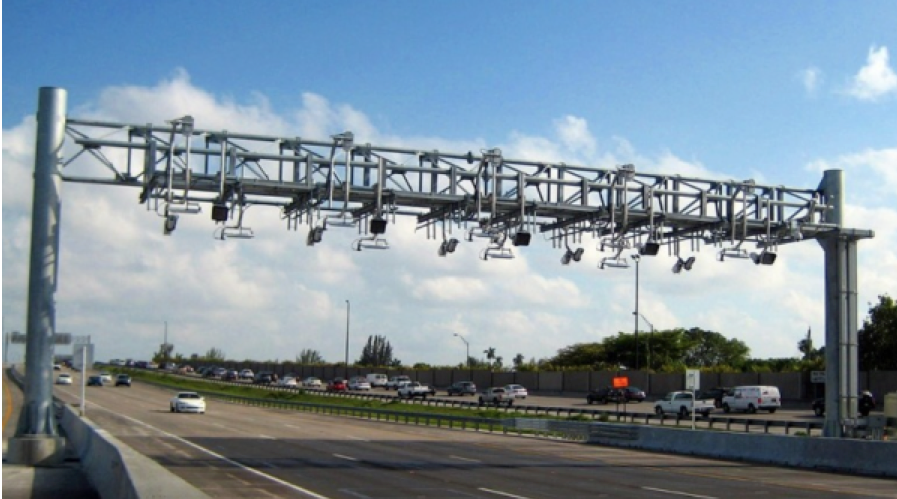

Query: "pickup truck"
left=478, top=387, right=514, bottom=407
left=397, top=382, right=433, bottom=399
left=654, top=391, right=714, bottom=417
left=386, top=375, right=412, bottom=390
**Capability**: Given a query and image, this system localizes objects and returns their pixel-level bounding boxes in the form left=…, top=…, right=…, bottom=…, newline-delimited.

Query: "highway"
left=51, top=373, right=896, bottom=499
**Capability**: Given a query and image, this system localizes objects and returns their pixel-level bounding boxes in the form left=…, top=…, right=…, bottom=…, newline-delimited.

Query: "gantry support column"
left=9, top=87, right=67, bottom=465
left=817, top=169, right=874, bottom=437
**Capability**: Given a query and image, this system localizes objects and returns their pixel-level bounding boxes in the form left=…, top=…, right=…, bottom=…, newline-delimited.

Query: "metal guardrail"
left=111, top=366, right=826, bottom=436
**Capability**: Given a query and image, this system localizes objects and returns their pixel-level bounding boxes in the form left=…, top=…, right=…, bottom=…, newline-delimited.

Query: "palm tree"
left=484, top=347, right=497, bottom=371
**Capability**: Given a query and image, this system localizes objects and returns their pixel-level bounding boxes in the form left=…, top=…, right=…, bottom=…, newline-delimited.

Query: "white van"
left=721, top=385, right=781, bottom=414
left=366, top=373, right=388, bottom=389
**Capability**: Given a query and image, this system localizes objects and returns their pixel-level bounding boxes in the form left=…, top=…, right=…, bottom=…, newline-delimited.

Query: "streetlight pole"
left=454, top=333, right=470, bottom=375
left=632, top=254, right=640, bottom=371
left=635, top=312, right=654, bottom=371
left=345, top=300, right=350, bottom=370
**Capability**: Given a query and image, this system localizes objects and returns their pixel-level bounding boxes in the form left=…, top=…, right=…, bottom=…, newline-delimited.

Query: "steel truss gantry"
left=13, top=88, right=875, bottom=458
left=65, top=116, right=844, bottom=259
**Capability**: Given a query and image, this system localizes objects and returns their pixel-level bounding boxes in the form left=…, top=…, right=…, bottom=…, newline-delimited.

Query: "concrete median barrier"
left=59, top=404, right=208, bottom=499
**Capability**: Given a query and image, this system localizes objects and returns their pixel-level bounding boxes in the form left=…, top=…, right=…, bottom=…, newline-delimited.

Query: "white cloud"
left=3, top=72, right=894, bottom=367
left=553, top=115, right=597, bottom=158
left=800, top=66, right=822, bottom=96
left=847, top=45, right=897, bottom=101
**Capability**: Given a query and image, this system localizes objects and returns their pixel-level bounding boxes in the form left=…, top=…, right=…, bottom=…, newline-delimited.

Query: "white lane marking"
left=449, top=455, right=481, bottom=463
left=258, top=434, right=276, bottom=440
left=89, top=405, right=332, bottom=499
left=345, top=435, right=369, bottom=441
left=284, top=424, right=300, bottom=429
left=479, top=488, right=533, bottom=499
left=642, top=487, right=718, bottom=499
left=333, top=453, right=359, bottom=462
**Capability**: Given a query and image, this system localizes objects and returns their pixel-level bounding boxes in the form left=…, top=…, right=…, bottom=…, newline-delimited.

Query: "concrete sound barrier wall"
left=588, top=423, right=897, bottom=478
left=59, top=404, right=209, bottom=499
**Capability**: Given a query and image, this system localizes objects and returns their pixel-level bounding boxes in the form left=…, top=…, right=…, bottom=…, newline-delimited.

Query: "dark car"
left=587, top=387, right=627, bottom=404
left=115, top=374, right=132, bottom=387
left=326, top=378, right=348, bottom=392
left=446, top=381, right=477, bottom=396
left=813, top=392, right=876, bottom=417
left=254, top=372, right=275, bottom=384
left=699, top=387, right=732, bottom=408
left=87, top=375, right=103, bottom=386
left=223, top=370, right=239, bottom=381
left=812, top=398, right=825, bottom=417
left=619, top=386, right=646, bottom=403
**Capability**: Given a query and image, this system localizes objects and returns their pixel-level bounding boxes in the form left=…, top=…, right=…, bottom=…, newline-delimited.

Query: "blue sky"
left=3, top=2, right=896, bottom=366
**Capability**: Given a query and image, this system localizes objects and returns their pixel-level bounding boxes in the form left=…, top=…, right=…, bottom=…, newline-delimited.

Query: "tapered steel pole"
left=10, top=87, right=67, bottom=465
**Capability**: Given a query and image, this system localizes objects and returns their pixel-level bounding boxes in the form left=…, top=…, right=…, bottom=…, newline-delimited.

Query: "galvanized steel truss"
left=63, top=118, right=841, bottom=259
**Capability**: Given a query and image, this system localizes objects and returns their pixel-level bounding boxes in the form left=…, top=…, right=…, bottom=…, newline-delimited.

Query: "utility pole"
left=345, top=300, right=350, bottom=370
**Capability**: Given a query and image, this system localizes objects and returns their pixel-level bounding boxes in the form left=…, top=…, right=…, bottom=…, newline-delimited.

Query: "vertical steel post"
left=634, top=255, right=640, bottom=371
left=345, top=300, right=350, bottom=371
left=818, top=169, right=861, bottom=437
left=10, top=87, right=67, bottom=465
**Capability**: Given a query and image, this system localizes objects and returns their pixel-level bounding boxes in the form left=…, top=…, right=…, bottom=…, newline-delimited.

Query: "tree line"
left=153, top=294, right=896, bottom=372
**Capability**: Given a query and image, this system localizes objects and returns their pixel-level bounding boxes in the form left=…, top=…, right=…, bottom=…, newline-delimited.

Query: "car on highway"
left=253, top=372, right=275, bottom=384
left=478, top=387, right=514, bottom=407
left=327, top=378, right=348, bottom=392
left=240, top=369, right=254, bottom=380
left=505, top=384, right=528, bottom=399
left=619, top=386, right=646, bottom=403
left=722, top=385, right=781, bottom=414
left=699, top=387, right=732, bottom=408
left=386, top=375, right=412, bottom=390
left=56, top=373, right=73, bottom=385
left=87, top=375, right=104, bottom=386
left=447, top=381, right=477, bottom=396
left=54, top=363, right=62, bottom=370
left=812, top=397, right=825, bottom=417
left=98, top=372, right=112, bottom=383
left=277, top=376, right=298, bottom=388
left=170, top=392, right=206, bottom=414
left=348, top=377, right=371, bottom=390
left=115, top=374, right=132, bottom=387
left=302, top=377, right=323, bottom=388
left=223, top=370, right=239, bottom=381
left=586, top=387, right=624, bottom=404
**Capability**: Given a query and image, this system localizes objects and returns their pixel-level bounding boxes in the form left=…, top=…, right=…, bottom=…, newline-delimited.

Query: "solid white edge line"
left=642, top=486, right=718, bottom=499
left=479, top=487, right=533, bottom=499
left=90, top=404, right=332, bottom=499
left=333, top=453, right=359, bottom=461
left=449, top=455, right=481, bottom=463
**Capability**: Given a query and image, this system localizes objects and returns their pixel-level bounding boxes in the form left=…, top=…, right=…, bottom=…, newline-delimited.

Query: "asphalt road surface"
left=53, top=374, right=895, bottom=499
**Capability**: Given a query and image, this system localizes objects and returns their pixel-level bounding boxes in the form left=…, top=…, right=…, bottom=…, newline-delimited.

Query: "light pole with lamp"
left=344, top=300, right=350, bottom=373
left=634, top=312, right=655, bottom=371
left=453, top=333, right=470, bottom=376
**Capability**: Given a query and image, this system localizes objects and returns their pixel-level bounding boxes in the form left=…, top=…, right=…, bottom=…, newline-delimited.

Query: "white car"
left=56, top=373, right=73, bottom=385
left=348, top=378, right=371, bottom=390
left=169, top=392, right=206, bottom=414
left=240, top=369, right=255, bottom=380
left=302, top=377, right=322, bottom=388
left=277, top=376, right=298, bottom=387
left=505, top=384, right=528, bottom=399
left=99, top=372, right=113, bottom=383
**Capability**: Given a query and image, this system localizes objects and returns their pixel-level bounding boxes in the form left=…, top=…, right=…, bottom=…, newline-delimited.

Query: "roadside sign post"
left=613, top=375, right=629, bottom=413
left=686, top=369, right=700, bottom=430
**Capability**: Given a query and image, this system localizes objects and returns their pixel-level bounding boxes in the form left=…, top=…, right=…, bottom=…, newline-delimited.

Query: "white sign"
left=685, top=369, right=700, bottom=391
left=811, top=371, right=826, bottom=383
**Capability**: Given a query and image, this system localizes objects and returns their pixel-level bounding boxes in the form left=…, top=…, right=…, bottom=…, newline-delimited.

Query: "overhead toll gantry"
left=10, top=88, right=875, bottom=467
